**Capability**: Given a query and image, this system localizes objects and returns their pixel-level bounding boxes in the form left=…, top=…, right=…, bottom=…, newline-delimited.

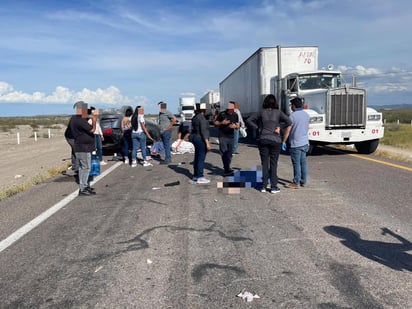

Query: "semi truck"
left=219, top=45, right=384, bottom=154
left=178, top=96, right=196, bottom=122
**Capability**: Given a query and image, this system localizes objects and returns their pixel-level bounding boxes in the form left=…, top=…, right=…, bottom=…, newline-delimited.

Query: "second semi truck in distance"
left=219, top=45, right=384, bottom=154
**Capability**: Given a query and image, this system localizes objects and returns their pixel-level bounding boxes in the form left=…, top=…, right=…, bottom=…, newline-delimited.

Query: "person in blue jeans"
left=158, top=101, right=177, bottom=164
left=189, top=103, right=211, bottom=184
left=233, top=102, right=245, bottom=154
left=130, top=106, right=154, bottom=167
left=287, top=97, right=310, bottom=188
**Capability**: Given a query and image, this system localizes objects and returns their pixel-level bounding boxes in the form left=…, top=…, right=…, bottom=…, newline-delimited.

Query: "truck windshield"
left=299, top=73, right=341, bottom=90
left=182, top=106, right=194, bottom=111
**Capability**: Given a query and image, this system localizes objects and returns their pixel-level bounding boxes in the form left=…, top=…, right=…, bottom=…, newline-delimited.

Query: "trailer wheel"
left=355, top=139, right=379, bottom=154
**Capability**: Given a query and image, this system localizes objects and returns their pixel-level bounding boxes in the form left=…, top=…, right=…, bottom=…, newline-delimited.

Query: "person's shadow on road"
left=324, top=225, right=412, bottom=272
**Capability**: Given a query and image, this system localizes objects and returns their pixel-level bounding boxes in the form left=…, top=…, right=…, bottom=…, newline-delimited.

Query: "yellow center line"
left=349, top=154, right=412, bottom=172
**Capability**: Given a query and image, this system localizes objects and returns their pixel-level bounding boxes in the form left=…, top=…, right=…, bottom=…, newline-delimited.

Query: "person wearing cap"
left=157, top=102, right=177, bottom=164
left=287, top=97, right=310, bottom=189
left=68, top=101, right=98, bottom=196
left=247, top=94, right=291, bottom=193
left=214, top=101, right=239, bottom=176
left=189, top=103, right=211, bottom=184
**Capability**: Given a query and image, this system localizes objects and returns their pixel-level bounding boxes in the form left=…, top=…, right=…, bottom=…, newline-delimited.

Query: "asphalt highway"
left=0, top=133, right=411, bottom=308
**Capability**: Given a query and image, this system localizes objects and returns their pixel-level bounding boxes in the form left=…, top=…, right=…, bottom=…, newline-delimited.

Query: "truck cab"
left=280, top=71, right=384, bottom=154
left=178, top=96, right=196, bottom=122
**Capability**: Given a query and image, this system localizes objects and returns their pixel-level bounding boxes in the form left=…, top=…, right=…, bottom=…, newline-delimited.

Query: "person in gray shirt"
left=158, top=101, right=177, bottom=164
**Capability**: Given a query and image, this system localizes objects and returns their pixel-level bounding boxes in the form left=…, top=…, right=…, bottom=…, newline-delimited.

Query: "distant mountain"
left=371, top=103, right=412, bottom=110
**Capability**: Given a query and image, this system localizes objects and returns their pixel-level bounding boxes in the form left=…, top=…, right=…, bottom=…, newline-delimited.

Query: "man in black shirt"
left=214, top=101, right=239, bottom=176
left=69, top=101, right=97, bottom=196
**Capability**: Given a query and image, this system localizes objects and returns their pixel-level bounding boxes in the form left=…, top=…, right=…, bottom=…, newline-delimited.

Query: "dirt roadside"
left=0, top=125, right=411, bottom=193
left=0, top=126, right=71, bottom=191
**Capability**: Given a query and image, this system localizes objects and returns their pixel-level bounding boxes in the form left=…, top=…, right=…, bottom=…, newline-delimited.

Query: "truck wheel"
left=355, top=139, right=379, bottom=154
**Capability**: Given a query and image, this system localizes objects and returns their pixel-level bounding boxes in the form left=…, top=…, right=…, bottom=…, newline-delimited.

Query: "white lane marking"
left=0, top=162, right=122, bottom=253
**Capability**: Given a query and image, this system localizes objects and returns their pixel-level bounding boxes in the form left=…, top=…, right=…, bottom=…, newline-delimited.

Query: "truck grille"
left=328, top=89, right=365, bottom=128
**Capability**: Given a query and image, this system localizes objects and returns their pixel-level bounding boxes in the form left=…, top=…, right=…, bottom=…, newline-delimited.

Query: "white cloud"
left=371, top=84, right=408, bottom=92
left=336, top=65, right=412, bottom=94
left=0, top=82, right=14, bottom=94
left=338, top=65, right=383, bottom=76
left=0, top=82, right=147, bottom=106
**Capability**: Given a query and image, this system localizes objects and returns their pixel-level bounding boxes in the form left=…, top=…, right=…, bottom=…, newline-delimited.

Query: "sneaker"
left=131, top=160, right=137, bottom=167
left=287, top=183, right=299, bottom=189
left=100, top=161, right=108, bottom=166
left=79, top=189, right=95, bottom=196
left=300, top=183, right=305, bottom=187
left=260, top=188, right=266, bottom=193
left=223, top=169, right=234, bottom=176
left=270, top=187, right=280, bottom=194
left=160, top=160, right=171, bottom=165
left=124, top=158, right=129, bottom=164
left=142, top=161, right=153, bottom=167
left=196, top=177, right=210, bottom=184
left=192, top=177, right=198, bottom=182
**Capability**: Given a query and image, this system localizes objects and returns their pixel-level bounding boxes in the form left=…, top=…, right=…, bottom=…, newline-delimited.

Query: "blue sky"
left=0, top=0, right=411, bottom=116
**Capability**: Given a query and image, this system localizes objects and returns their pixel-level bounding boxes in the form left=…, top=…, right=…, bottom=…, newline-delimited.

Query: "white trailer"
left=200, top=90, right=220, bottom=122
left=200, top=90, right=220, bottom=105
left=219, top=46, right=384, bottom=154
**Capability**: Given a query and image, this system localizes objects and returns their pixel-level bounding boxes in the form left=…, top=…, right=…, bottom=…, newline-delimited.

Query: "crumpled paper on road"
left=237, top=290, right=260, bottom=302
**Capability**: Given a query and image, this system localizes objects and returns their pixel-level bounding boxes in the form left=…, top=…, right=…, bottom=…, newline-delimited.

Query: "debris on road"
left=164, top=181, right=180, bottom=187
left=237, top=290, right=260, bottom=302
left=94, top=266, right=103, bottom=273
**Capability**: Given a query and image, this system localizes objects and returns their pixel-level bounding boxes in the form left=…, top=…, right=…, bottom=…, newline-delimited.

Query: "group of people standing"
left=247, top=95, right=310, bottom=193
left=203, top=95, right=310, bottom=193
left=65, top=94, right=310, bottom=195
left=120, top=105, right=155, bottom=167
left=116, top=95, right=310, bottom=191
left=120, top=102, right=176, bottom=167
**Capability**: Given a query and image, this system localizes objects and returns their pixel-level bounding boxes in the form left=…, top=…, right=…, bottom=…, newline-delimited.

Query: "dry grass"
left=0, top=162, right=70, bottom=201
left=374, top=149, right=412, bottom=163
left=381, top=124, right=412, bottom=148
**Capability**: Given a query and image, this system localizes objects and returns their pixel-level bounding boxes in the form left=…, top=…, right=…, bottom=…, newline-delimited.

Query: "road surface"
left=0, top=134, right=411, bottom=308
